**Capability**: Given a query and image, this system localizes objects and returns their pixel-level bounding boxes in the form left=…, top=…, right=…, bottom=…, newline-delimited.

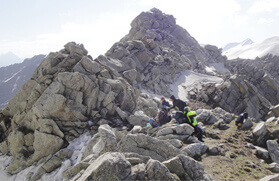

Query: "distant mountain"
left=0, top=52, right=23, bottom=67
left=0, top=54, right=45, bottom=108
left=222, top=38, right=254, bottom=52
left=223, top=37, right=279, bottom=59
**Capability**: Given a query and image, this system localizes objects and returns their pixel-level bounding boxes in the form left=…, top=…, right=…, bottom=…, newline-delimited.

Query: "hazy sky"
left=0, top=0, right=278, bottom=59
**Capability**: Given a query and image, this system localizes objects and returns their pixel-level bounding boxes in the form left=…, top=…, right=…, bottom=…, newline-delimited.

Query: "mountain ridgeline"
left=0, top=8, right=279, bottom=181
left=0, top=55, right=45, bottom=109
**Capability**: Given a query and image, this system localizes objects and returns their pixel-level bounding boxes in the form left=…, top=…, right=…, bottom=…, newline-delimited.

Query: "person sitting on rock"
left=184, top=107, right=204, bottom=142
left=235, top=112, right=248, bottom=128
left=169, top=95, right=188, bottom=112
left=161, top=96, right=170, bottom=107
left=157, top=105, right=172, bottom=125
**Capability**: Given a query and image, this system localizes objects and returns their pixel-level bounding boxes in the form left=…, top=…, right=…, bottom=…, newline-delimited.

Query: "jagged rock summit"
left=0, top=8, right=279, bottom=181
left=103, top=8, right=225, bottom=95
left=0, top=42, right=139, bottom=175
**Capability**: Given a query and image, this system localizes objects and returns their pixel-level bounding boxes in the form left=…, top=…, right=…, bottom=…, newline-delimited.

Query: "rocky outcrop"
left=104, top=8, right=226, bottom=96
left=61, top=124, right=213, bottom=181
left=0, top=42, right=140, bottom=174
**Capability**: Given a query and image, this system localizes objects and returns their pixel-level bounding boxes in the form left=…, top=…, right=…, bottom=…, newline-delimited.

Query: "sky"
left=0, top=0, right=278, bottom=60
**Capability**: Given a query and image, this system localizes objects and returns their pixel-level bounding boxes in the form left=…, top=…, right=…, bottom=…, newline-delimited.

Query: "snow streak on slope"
left=0, top=132, right=92, bottom=181
left=169, top=70, right=224, bottom=101
left=223, top=37, right=279, bottom=60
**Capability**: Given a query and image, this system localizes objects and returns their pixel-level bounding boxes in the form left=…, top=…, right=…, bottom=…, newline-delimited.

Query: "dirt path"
left=201, top=121, right=272, bottom=181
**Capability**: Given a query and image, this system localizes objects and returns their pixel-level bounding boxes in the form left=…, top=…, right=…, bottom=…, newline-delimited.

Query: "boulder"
left=259, top=174, right=279, bottom=181
left=255, top=146, right=270, bottom=161
left=81, top=124, right=117, bottom=159
left=269, top=162, right=279, bottom=173
left=241, top=117, right=254, bottom=130
left=32, top=130, right=64, bottom=162
left=118, top=133, right=187, bottom=162
left=123, top=69, right=138, bottom=82
left=253, top=122, right=270, bottom=147
left=267, top=140, right=279, bottom=164
left=76, top=152, right=131, bottom=181
left=183, top=143, right=209, bottom=158
left=7, top=130, right=25, bottom=158
left=163, top=154, right=213, bottom=181
left=145, top=159, right=179, bottom=181
left=127, top=112, right=149, bottom=127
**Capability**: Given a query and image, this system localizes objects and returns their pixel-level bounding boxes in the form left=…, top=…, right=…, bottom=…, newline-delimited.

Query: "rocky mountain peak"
left=104, top=9, right=226, bottom=96
left=1, top=8, right=279, bottom=181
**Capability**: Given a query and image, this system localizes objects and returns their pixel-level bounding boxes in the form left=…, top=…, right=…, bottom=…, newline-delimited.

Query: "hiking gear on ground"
left=175, top=111, right=186, bottom=124
left=237, top=123, right=242, bottom=127
left=147, top=123, right=152, bottom=127
left=149, top=118, right=159, bottom=128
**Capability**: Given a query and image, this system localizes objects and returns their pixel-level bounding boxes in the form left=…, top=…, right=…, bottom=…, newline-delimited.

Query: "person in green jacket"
left=184, top=107, right=204, bottom=142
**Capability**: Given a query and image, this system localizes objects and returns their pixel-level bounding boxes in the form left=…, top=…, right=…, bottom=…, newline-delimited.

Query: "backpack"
left=175, top=111, right=186, bottom=124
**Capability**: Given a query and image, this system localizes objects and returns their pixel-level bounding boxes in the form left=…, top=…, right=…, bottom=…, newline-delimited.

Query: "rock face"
left=104, top=8, right=226, bottom=96
left=61, top=124, right=213, bottom=181
left=0, top=42, right=139, bottom=174
left=199, top=54, right=279, bottom=120
left=1, top=8, right=279, bottom=181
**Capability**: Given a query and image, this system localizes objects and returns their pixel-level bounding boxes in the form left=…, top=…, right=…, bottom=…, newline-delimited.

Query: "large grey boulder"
left=260, top=174, right=279, bottom=181
left=267, top=140, right=279, bottom=164
left=163, top=154, right=213, bottom=181
left=32, top=130, right=64, bottom=162
left=76, top=152, right=131, bottom=181
left=145, top=159, right=180, bottom=181
left=118, top=133, right=187, bottom=162
left=253, top=122, right=270, bottom=147
left=81, top=124, right=117, bottom=159
left=183, top=143, right=209, bottom=158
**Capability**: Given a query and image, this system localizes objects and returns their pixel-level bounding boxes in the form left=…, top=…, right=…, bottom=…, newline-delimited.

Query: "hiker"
left=161, top=96, right=170, bottom=107
left=147, top=118, right=159, bottom=128
left=169, top=95, right=188, bottom=112
left=174, top=111, right=186, bottom=124
left=157, top=106, right=172, bottom=125
left=184, top=107, right=204, bottom=142
left=235, top=112, right=248, bottom=128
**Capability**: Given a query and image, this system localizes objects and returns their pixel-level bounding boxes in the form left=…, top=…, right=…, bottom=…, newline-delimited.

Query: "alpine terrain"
left=223, top=37, right=279, bottom=59
left=0, top=8, right=279, bottom=181
left=0, top=55, right=45, bottom=109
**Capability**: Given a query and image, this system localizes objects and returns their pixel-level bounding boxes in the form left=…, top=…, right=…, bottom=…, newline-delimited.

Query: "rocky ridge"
left=0, top=55, right=45, bottom=109
left=0, top=8, right=279, bottom=181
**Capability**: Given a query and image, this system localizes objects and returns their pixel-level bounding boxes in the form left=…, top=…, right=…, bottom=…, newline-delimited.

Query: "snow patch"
left=223, top=37, right=279, bottom=59
left=0, top=132, right=93, bottom=181
left=169, top=70, right=224, bottom=101
left=3, top=67, right=25, bottom=83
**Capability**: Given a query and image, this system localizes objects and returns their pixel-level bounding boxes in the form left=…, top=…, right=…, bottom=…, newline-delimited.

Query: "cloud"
left=258, top=17, right=274, bottom=24
left=0, top=11, right=135, bottom=59
left=248, top=0, right=279, bottom=14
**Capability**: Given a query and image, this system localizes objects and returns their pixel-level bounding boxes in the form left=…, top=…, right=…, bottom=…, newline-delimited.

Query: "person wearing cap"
left=161, top=97, right=170, bottom=107
left=169, top=95, right=188, bottom=112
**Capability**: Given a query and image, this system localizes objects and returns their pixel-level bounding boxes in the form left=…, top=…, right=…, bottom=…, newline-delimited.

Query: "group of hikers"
left=147, top=95, right=251, bottom=143
left=147, top=95, right=204, bottom=142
